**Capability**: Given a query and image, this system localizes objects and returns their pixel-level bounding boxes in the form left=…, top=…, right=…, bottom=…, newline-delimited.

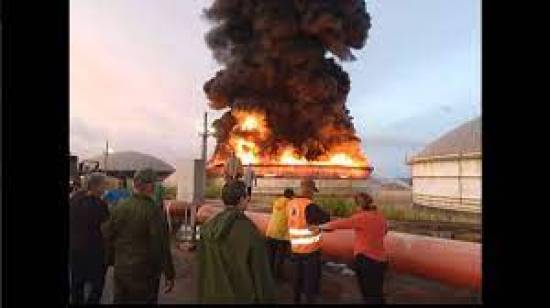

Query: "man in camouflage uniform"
left=101, top=168, right=175, bottom=304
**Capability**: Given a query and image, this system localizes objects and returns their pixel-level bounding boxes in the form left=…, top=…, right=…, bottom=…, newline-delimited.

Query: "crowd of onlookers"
left=69, top=159, right=389, bottom=304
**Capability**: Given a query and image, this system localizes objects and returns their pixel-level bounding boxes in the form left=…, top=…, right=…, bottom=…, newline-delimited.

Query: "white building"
left=408, top=117, right=481, bottom=213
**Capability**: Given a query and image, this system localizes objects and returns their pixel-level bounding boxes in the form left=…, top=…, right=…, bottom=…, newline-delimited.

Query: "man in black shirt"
left=69, top=173, right=110, bottom=304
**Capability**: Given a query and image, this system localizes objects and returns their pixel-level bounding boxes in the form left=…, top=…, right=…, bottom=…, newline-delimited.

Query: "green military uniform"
left=101, top=169, right=175, bottom=304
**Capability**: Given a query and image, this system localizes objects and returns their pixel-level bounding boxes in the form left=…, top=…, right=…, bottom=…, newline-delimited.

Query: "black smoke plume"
left=203, top=0, right=371, bottom=161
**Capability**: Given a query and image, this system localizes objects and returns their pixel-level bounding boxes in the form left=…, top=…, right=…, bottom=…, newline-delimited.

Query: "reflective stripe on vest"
left=290, top=234, right=321, bottom=245
left=289, top=228, right=315, bottom=236
left=287, top=197, right=321, bottom=254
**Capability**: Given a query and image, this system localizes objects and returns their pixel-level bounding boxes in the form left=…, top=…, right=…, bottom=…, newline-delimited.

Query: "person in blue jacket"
left=103, top=178, right=130, bottom=209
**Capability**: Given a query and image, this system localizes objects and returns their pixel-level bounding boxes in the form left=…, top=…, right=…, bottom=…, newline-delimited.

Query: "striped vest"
left=287, top=197, right=321, bottom=254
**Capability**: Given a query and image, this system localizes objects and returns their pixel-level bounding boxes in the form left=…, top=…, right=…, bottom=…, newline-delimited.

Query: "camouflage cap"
left=133, top=168, right=157, bottom=184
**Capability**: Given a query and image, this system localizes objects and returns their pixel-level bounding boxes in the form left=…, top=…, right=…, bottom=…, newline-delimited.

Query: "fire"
left=210, top=110, right=370, bottom=171
left=232, top=110, right=268, bottom=138
left=241, top=116, right=260, bottom=131
left=328, top=153, right=355, bottom=166
left=233, top=138, right=259, bottom=165
left=280, top=148, right=308, bottom=165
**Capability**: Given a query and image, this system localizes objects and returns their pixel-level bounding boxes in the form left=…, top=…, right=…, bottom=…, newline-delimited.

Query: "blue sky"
left=70, top=0, right=480, bottom=178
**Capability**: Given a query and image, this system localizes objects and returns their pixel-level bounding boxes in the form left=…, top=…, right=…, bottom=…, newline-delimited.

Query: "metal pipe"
left=195, top=204, right=481, bottom=291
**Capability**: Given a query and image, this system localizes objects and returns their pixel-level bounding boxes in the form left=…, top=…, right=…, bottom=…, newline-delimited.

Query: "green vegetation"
left=164, top=186, right=177, bottom=200
left=379, top=205, right=478, bottom=224
left=205, top=181, right=223, bottom=199
left=315, top=197, right=357, bottom=218
left=313, top=196, right=477, bottom=224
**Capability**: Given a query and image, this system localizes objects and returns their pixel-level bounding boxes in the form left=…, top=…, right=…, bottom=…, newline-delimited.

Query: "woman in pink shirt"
left=321, top=192, right=389, bottom=304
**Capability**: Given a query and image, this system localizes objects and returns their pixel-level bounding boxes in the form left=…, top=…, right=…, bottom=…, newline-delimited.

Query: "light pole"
left=198, top=112, right=216, bottom=200
left=104, top=140, right=109, bottom=173
left=103, top=140, right=114, bottom=174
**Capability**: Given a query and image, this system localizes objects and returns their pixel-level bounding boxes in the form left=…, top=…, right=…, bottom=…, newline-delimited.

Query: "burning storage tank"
left=203, top=0, right=374, bottom=183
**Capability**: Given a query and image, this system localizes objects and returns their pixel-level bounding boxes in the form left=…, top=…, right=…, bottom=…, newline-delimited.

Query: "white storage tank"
left=407, top=117, right=481, bottom=213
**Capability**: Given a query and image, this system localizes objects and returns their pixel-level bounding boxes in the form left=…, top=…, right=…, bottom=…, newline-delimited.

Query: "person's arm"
left=149, top=206, right=175, bottom=292
left=305, top=203, right=330, bottom=225
left=324, top=216, right=354, bottom=231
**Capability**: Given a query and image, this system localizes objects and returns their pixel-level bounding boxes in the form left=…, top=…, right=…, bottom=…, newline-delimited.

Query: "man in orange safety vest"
left=287, top=177, right=330, bottom=304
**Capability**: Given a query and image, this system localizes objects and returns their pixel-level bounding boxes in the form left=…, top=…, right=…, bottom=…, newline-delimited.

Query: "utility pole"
left=202, top=112, right=208, bottom=162
left=189, top=112, right=213, bottom=245
left=104, top=140, right=109, bottom=173
left=198, top=112, right=215, bottom=203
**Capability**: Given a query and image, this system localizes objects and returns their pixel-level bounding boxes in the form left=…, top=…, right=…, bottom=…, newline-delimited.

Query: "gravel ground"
left=100, top=242, right=481, bottom=305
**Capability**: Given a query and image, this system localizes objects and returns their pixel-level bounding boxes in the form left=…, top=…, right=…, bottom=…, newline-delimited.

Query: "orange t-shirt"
left=325, top=210, right=388, bottom=262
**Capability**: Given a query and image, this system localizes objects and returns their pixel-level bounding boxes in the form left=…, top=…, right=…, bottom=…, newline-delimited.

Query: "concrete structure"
left=176, top=159, right=205, bottom=203
left=408, top=117, right=481, bottom=213
left=206, top=175, right=410, bottom=198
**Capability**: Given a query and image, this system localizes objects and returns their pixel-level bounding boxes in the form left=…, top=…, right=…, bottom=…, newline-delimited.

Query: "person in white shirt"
left=243, top=164, right=257, bottom=198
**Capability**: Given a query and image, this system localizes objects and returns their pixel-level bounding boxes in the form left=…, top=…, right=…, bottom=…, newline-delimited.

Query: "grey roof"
left=88, top=151, right=175, bottom=173
left=414, top=117, right=481, bottom=159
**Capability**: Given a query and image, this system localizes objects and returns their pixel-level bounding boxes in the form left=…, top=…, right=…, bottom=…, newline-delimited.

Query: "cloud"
left=69, top=0, right=480, bottom=178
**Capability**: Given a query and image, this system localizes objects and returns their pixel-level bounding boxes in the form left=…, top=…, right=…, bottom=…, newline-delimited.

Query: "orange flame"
left=211, top=110, right=370, bottom=170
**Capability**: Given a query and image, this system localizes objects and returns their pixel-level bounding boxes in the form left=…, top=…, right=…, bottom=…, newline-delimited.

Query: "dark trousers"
left=355, top=254, right=387, bottom=304
left=247, top=186, right=252, bottom=197
left=70, top=257, right=106, bottom=304
left=266, top=238, right=290, bottom=280
left=113, top=270, right=160, bottom=304
left=291, top=250, right=322, bottom=304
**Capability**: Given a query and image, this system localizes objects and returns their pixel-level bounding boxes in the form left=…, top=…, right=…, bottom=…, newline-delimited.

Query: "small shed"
left=407, top=117, right=481, bottom=213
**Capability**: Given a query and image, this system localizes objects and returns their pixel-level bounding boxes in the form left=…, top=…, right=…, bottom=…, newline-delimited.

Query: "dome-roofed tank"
left=88, top=151, right=175, bottom=180
left=408, top=117, right=482, bottom=213
left=413, top=117, right=481, bottom=161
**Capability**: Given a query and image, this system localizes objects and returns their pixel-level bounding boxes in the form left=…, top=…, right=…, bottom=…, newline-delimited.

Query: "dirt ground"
left=100, top=242, right=481, bottom=305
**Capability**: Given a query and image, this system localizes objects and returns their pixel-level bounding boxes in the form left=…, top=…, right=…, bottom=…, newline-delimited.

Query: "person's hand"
left=163, top=278, right=175, bottom=294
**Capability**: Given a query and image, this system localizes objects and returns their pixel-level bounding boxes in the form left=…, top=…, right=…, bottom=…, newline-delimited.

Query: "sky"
left=70, top=0, right=481, bottom=178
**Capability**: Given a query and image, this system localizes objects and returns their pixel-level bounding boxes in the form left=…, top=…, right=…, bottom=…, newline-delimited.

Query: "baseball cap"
left=301, top=177, right=319, bottom=192
left=133, top=168, right=157, bottom=184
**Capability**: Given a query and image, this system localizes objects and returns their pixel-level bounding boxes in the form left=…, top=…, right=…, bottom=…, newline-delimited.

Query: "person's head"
left=133, top=168, right=157, bottom=197
left=72, top=177, right=81, bottom=190
left=221, top=180, right=249, bottom=211
left=283, top=188, right=294, bottom=199
left=87, top=173, right=107, bottom=197
left=299, top=177, right=318, bottom=198
left=354, top=192, right=375, bottom=211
